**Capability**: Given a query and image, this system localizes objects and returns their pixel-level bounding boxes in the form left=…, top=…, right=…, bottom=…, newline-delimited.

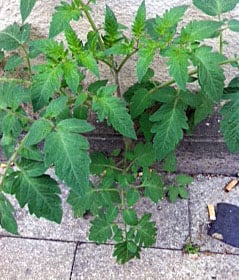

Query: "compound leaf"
left=122, top=209, right=138, bottom=226
left=89, top=214, right=113, bottom=243
left=143, top=171, right=164, bottom=203
left=113, top=241, right=141, bottom=264
left=130, top=88, right=153, bottom=119
left=228, top=19, right=239, bottom=32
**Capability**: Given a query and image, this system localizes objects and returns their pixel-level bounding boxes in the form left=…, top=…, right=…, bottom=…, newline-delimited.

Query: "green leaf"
left=193, top=92, right=214, bottom=125
left=67, top=183, right=101, bottom=217
left=132, top=1, right=146, bottom=38
left=135, top=213, right=157, bottom=247
left=92, top=86, right=137, bottom=139
left=113, top=241, right=141, bottom=264
left=62, top=60, right=80, bottom=93
left=175, top=174, right=193, bottom=186
left=90, top=152, right=115, bottom=175
left=137, top=42, right=156, bottom=82
left=49, top=2, right=81, bottom=38
left=31, top=64, right=63, bottom=111
left=44, top=127, right=91, bottom=194
left=228, top=19, right=239, bottom=32
left=193, top=0, right=239, bottom=16
left=25, top=119, right=53, bottom=146
left=0, top=23, right=30, bottom=51
left=3, top=169, right=62, bottom=223
left=126, top=188, right=140, bottom=207
left=0, top=82, right=24, bottom=110
left=105, top=205, right=118, bottom=223
left=79, top=51, right=99, bottom=77
left=4, top=55, right=23, bottom=71
left=163, top=152, right=177, bottom=173
left=43, top=96, right=68, bottom=118
left=133, top=142, right=156, bottom=168
left=139, top=113, right=153, bottom=141
left=130, top=88, right=153, bottom=119
left=220, top=88, right=239, bottom=153
left=122, top=209, right=138, bottom=226
left=165, top=46, right=189, bottom=90
left=89, top=214, right=113, bottom=243
left=167, top=185, right=180, bottom=203
left=19, top=145, right=43, bottom=161
left=143, top=171, right=164, bottom=203
left=181, top=21, right=222, bottom=43
left=150, top=102, right=188, bottom=161
left=104, top=5, right=123, bottom=45
left=2, top=113, right=23, bottom=138
left=193, top=46, right=225, bottom=102
left=20, top=0, right=37, bottom=23
left=56, top=118, right=94, bottom=133
left=178, top=186, right=189, bottom=199
left=0, top=193, right=18, bottom=234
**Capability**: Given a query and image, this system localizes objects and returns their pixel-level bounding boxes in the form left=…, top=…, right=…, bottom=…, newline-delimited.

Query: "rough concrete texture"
left=0, top=237, right=76, bottom=280
left=1, top=176, right=239, bottom=279
left=71, top=244, right=239, bottom=280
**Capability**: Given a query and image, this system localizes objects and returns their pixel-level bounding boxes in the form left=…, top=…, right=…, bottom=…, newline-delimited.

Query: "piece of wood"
left=208, top=204, right=216, bottom=221
left=225, top=179, right=238, bottom=192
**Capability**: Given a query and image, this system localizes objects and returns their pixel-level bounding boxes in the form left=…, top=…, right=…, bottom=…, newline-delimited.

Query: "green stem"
left=79, top=0, right=105, bottom=52
left=218, top=15, right=223, bottom=54
left=117, top=48, right=138, bottom=73
left=0, top=77, right=32, bottom=86
left=0, top=133, right=28, bottom=191
left=20, top=45, right=32, bottom=79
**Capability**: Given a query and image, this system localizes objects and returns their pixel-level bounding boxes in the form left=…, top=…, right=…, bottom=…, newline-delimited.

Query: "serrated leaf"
left=176, top=174, right=193, bottom=186
left=181, top=21, right=222, bottom=43
left=4, top=55, right=23, bottom=71
left=79, top=51, right=99, bottom=77
left=0, top=82, right=24, bottom=110
left=178, top=186, right=189, bottom=199
left=132, top=1, right=146, bottom=38
left=2, top=113, right=23, bottom=138
left=193, top=0, right=239, bottom=16
left=19, top=145, right=43, bottom=161
left=3, top=170, right=62, bottom=223
left=167, top=185, right=180, bottom=203
left=139, top=113, right=153, bottom=141
left=43, top=96, right=68, bottom=118
left=135, top=213, right=157, bottom=247
left=193, top=92, right=214, bottom=125
left=49, top=2, right=81, bottom=38
left=92, top=86, right=137, bottom=139
left=105, top=205, right=118, bottom=223
left=31, top=64, right=63, bottom=111
left=220, top=89, right=239, bottom=153
left=137, top=43, right=156, bottom=82
left=150, top=102, right=188, bottom=161
left=90, top=152, right=115, bottom=175
left=133, top=142, right=156, bottom=168
left=143, top=171, right=164, bottom=203
left=25, top=119, right=53, bottom=146
left=123, top=209, right=138, bottom=226
left=163, top=152, right=177, bottom=173
left=130, top=88, right=153, bottom=119
left=62, top=60, right=80, bottom=93
left=165, top=46, right=189, bottom=90
left=89, top=214, right=113, bottom=243
left=113, top=241, right=141, bottom=264
left=0, top=193, right=18, bottom=234
left=57, top=118, right=94, bottom=133
left=44, top=128, right=91, bottom=195
left=193, top=46, right=225, bottom=102
left=228, top=19, right=239, bottom=32
left=126, top=188, right=140, bottom=207
left=0, top=23, right=30, bottom=51
left=20, top=0, right=37, bottom=22
left=67, top=184, right=101, bottom=217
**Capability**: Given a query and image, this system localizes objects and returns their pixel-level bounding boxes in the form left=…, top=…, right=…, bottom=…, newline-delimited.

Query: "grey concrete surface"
left=1, top=175, right=239, bottom=279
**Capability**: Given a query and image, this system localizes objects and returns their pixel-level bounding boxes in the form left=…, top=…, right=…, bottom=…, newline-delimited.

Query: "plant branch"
left=0, top=77, right=32, bottom=86
left=20, top=45, right=32, bottom=79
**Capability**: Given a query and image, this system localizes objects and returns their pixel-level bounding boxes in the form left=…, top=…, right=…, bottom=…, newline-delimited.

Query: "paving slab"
left=189, top=175, right=239, bottom=254
left=0, top=237, right=76, bottom=280
left=135, top=197, right=189, bottom=248
left=71, top=243, right=239, bottom=280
